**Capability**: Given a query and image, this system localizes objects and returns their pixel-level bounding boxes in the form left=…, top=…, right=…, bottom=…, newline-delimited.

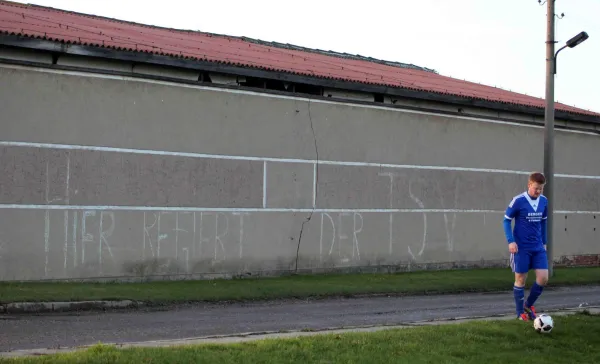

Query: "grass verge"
left=1, top=267, right=599, bottom=305
left=3, top=312, right=600, bottom=363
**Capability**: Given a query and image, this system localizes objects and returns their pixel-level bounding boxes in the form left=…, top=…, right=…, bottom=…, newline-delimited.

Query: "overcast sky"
left=12, top=0, right=600, bottom=113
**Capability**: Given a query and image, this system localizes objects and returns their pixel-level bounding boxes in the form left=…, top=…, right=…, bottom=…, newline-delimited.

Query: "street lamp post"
left=544, top=0, right=589, bottom=278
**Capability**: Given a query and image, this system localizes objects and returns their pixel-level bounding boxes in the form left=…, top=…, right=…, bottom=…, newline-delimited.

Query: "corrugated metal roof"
left=0, top=0, right=597, bottom=117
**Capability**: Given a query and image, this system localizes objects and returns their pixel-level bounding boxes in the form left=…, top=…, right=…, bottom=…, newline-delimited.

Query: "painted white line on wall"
left=313, top=163, right=317, bottom=208
left=2, top=63, right=599, bottom=137
left=262, top=161, right=267, bottom=208
left=0, top=205, right=498, bottom=213
left=555, top=174, right=600, bottom=179
left=2, top=141, right=600, bottom=180
left=0, top=204, right=597, bottom=215
left=555, top=210, right=600, bottom=215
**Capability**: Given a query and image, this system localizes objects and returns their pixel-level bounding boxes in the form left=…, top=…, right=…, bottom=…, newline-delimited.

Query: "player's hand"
left=508, top=242, right=518, bottom=253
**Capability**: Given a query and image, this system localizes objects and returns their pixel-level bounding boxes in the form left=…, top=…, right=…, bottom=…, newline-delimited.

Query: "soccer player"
left=503, top=172, right=549, bottom=321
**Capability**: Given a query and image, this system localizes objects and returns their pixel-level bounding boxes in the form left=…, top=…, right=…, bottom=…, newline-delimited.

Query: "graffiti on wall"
left=0, top=141, right=598, bottom=279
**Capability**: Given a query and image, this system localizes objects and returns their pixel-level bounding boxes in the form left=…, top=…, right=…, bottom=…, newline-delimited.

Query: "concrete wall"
left=0, top=63, right=599, bottom=281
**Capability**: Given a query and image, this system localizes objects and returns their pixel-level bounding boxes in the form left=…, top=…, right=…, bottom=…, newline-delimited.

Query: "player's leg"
left=514, top=273, right=528, bottom=320
left=524, top=250, right=549, bottom=319
left=511, top=252, right=530, bottom=320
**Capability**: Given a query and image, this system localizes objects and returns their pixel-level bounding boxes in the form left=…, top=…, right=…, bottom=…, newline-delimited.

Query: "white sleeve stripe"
left=542, top=217, right=548, bottom=220
left=504, top=215, right=514, bottom=220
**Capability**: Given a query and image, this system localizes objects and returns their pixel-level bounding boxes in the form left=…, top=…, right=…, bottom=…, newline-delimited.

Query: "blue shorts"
left=510, top=249, right=548, bottom=273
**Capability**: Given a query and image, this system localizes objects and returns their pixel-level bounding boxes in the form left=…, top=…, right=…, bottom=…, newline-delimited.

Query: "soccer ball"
left=533, top=314, right=554, bottom=334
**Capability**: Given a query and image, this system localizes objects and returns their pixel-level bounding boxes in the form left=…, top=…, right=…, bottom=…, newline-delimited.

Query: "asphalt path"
left=1, top=285, right=599, bottom=352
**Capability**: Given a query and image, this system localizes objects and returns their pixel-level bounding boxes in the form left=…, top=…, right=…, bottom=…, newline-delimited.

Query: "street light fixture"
left=566, top=31, right=589, bottom=48
left=554, top=31, right=589, bottom=74
left=544, top=0, right=589, bottom=278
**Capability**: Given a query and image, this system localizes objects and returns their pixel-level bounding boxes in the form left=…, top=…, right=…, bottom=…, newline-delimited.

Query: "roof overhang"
left=1, top=33, right=599, bottom=126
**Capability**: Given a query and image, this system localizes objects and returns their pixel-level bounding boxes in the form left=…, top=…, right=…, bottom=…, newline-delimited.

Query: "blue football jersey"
left=503, top=192, right=548, bottom=251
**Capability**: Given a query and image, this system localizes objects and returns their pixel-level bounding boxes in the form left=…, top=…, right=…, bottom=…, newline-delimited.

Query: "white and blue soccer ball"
left=533, top=314, right=554, bottom=334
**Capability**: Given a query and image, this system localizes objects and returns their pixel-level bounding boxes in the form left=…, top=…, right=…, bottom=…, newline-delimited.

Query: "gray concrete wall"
left=0, top=63, right=599, bottom=281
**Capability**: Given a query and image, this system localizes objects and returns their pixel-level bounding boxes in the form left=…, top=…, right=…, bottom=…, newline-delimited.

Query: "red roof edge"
left=0, top=0, right=599, bottom=120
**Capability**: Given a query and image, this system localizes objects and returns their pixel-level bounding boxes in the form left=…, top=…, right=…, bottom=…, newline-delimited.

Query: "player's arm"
left=503, top=197, right=519, bottom=253
left=503, top=217, right=515, bottom=243
left=503, top=197, right=518, bottom=243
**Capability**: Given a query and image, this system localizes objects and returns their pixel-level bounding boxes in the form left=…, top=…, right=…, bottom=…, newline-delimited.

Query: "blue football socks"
left=514, top=285, right=525, bottom=316
left=526, top=282, right=544, bottom=308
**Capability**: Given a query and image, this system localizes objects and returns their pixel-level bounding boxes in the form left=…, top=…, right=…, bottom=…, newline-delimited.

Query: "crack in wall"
left=295, top=99, right=319, bottom=272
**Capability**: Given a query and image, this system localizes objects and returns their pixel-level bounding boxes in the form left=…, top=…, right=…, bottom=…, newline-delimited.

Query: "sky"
left=11, top=0, right=600, bottom=113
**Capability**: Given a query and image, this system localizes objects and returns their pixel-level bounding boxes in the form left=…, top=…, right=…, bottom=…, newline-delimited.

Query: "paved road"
left=1, top=285, right=599, bottom=352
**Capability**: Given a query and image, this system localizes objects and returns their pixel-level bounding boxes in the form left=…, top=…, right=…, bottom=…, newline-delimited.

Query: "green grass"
left=1, top=267, right=599, bottom=304
left=3, top=312, right=600, bottom=363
